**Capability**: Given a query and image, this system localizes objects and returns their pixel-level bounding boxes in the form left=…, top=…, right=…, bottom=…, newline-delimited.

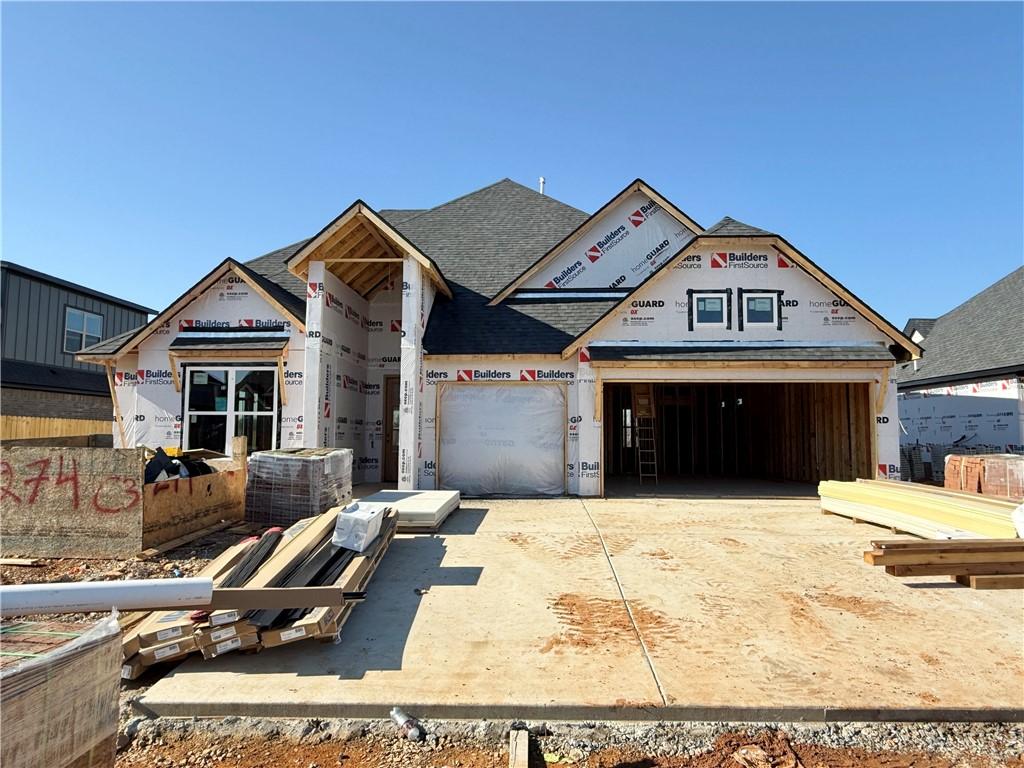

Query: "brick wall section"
left=2, top=386, right=113, bottom=420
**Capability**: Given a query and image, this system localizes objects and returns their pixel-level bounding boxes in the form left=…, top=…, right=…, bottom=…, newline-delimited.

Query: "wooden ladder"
left=633, top=384, right=658, bottom=485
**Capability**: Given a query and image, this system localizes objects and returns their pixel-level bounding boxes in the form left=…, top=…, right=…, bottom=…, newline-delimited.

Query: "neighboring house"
left=78, top=178, right=920, bottom=495
left=896, top=267, right=1024, bottom=474
left=1, top=261, right=154, bottom=430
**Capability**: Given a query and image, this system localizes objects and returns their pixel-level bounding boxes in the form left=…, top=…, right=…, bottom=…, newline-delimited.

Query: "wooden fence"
left=1, top=415, right=113, bottom=441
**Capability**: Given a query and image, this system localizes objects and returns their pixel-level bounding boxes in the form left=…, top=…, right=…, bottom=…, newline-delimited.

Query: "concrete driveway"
left=141, top=495, right=1024, bottom=720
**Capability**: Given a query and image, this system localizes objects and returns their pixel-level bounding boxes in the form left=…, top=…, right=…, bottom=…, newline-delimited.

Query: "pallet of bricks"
left=864, top=538, right=1024, bottom=590
left=121, top=505, right=396, bottom=678
left=944, top=453, right=1024, bottom=498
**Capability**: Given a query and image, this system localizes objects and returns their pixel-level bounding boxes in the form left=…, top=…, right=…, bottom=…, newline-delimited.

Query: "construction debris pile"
left=818, top=478, right=1020, bottom=539
left=865, top=538, right=1024, bottom=590
left=121, top=504, right=394, bottom=679
left=144, top=446, right=217, bottom=483
left=245, top=448, right=353, bottom=526
left=2, top=615, right=122, bottom=768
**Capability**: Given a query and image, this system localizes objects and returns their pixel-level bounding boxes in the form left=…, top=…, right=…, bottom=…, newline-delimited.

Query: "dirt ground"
left=114, top=727, right=1022, bottom=768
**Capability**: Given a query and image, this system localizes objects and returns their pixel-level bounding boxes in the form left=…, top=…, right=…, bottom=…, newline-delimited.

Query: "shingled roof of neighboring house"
left=1, top=358, right=110, bottom=395
left=896, top=267, right=1024, bottom=388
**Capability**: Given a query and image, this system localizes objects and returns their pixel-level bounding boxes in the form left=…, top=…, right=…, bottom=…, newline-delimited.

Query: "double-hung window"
left=64, top=308, right=103, bottom=352
left=184, top=367, right=277, bottom=454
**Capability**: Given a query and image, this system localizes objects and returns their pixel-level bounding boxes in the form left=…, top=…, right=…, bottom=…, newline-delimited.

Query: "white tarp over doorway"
left=437, top=384, right=565, bottom=496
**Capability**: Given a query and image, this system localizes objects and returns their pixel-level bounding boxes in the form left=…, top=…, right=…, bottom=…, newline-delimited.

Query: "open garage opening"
left=602, top=381, right=874, bottom=497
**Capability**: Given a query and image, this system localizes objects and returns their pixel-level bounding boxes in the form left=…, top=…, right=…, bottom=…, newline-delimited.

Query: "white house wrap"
left=78, top=179, right=920, bottom=496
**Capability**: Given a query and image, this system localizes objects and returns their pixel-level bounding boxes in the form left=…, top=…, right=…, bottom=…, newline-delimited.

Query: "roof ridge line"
left=398, top=178, right=515, bottom=222
left=935, top=265, right=1024, bottom=322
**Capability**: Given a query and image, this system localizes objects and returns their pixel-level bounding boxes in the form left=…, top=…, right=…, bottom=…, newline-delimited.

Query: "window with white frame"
left=744, top=293, right=777, bottom=325
left=64, top=307, right=103, bottom=352
left=184, top=367, right=278, bottom=454
left=694, top=293, right=727, bottom=326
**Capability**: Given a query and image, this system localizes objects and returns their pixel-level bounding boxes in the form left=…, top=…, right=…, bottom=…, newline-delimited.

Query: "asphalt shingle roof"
left=902, top=317, right=937, bottom=338
left=242, top=242, right=311, bottom=315
left=78, top=328, right=142, bottom=356
left=702, top=216, right=775, bottom=237
left=390, top=179, right=595, bottom=354
left=1, top=358, right=111, bottom=395
left=896, top=267, right=1024, bottom=387
left=242, top=182, right=596, bottom=354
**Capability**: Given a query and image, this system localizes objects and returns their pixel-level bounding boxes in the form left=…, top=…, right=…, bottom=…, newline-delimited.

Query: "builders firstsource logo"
left=283, top=369, right=303, bottom=386
left=588, top=225, right=629, bottom=263
left=325, top=292, right=345, bottom=315
left=114, top=371, right=139, bottom=386
left=519, top=369, right=575, bottom=381
left=178, top=319, right=232, bottom=331
left=345, top=305, right=361, bottom=324
left=628, top=199, right=661, bottom=227
left=673, top=253, right=702, bottom=271
left=710, top=252, right=769, bottom=269
left=457, top=369, right=512, bottom=381
left=307, top=282, right=323, bottom=299
left=343, top=375, right=360, bottom=391
left=135, top=369, right=175, bottom=386
left=238, top=318, right=289, bottom=329
left=544, top=259, right=584, bottom=289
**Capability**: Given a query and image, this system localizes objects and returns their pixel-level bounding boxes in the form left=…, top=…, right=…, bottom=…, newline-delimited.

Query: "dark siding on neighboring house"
left=1, top=267, right=150, bottom=372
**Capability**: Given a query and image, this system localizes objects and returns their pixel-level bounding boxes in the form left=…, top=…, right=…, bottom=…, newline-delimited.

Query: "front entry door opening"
left=603, top=381, right=873, bottom=488
left=382, top=375, right=400, bottom=483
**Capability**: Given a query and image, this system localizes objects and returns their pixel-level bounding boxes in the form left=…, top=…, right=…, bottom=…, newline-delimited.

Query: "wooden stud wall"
left=604, top=381, right=873, bottom=483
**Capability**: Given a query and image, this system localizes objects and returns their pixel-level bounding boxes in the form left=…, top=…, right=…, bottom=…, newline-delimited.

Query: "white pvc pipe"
left=0, top=577, right=213, bottom=618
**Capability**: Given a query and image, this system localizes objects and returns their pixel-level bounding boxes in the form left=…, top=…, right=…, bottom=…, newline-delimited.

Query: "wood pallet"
left=864, top=538, right=1024, bottom=589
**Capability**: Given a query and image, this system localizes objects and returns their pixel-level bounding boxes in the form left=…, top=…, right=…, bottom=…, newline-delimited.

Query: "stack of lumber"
left=2, top=615, right=122, bottom=768
left=819, top=479, right=1020, bottom=539
left=945, top=453, right=1024, bottom=497
left=864, top=538, right=1024, bottom=589
left=121, top=506, right=396, bottom=679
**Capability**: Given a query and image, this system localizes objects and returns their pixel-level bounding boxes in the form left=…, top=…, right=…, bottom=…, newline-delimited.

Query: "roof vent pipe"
left=539, top=176, right=545, bottom=195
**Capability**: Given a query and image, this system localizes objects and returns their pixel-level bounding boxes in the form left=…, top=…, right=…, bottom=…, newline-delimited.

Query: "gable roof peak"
left=704, top=216, right=776, bottom=237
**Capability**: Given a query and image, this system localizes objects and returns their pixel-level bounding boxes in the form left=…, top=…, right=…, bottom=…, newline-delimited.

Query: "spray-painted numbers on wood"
left=0, top=454, right=141, bottom=515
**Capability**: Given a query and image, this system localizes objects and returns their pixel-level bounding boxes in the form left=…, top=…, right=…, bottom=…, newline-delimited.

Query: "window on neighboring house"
left=64, top=307, right=103, bottom=352
left=694, top=294, right=727, bottom=326
left=744, top=294, right=777, bottom=325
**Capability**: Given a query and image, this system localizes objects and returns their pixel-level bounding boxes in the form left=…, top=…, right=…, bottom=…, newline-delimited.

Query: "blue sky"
left=3, top=2, right=1021, bottom=326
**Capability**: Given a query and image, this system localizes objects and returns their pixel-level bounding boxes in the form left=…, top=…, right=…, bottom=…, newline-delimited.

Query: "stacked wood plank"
left=864, top=538, right=1024, bottom=589
left=121, top=507, right=396, bottom=679
left=819, top=478, right=1020, bottom=539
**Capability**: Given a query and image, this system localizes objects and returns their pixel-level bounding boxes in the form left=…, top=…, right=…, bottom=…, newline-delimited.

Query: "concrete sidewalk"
left=140, top=496, right=1024, bottom=721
